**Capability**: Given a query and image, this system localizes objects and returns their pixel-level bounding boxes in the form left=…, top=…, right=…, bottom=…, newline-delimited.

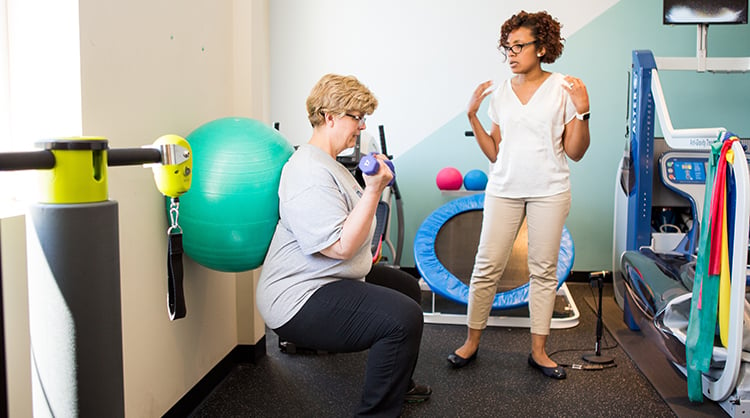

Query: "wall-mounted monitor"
left=664, top=0, right=748, bottom=24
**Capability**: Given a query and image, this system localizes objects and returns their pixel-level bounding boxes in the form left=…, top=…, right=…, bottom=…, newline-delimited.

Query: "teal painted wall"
left=392, top=0, right=750, bottom=270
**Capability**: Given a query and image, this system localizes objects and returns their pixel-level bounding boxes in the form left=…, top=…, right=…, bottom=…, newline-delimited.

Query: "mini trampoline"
left=414, top=192, right=579, bottom=328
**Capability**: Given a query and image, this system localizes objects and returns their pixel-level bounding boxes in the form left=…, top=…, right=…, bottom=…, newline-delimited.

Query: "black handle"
left=0, top=151, right=55, bottom=171
left=107, top=148, right=162, bottom=166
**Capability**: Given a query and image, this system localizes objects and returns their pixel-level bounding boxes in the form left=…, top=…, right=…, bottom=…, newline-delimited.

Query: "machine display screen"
left=664, top=0, right=749, bottom=24
left=665, top=157, right=707, bottom=184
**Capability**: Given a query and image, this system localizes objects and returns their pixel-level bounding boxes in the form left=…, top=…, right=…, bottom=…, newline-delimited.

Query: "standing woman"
left=256, top=74, right=430, bottom=416
left=447, top=10, right=590, bottom=379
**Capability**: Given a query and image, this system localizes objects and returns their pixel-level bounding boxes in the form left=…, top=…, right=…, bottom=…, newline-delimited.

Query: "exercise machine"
left=0, top=136, right=192, bottom=417
left=612, top=42, right=750, bottom=415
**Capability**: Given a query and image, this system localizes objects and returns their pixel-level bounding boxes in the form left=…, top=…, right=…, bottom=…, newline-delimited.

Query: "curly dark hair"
left=498, top=10, right=564, bottom=64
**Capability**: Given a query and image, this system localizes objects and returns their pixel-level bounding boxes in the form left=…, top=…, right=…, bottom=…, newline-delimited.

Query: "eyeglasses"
left=344, top=113, right=366, bottom=128
left=499, top=40, right=537, bottom=58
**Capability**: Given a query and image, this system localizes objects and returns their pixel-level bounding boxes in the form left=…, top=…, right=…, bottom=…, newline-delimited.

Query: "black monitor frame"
left=664, top=0, right=748, bottom=25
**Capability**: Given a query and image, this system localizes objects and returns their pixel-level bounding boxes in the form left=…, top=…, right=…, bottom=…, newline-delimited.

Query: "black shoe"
left=404, top=382, right=431, bottom=403
left=447, top=349, right=478, bottom=369
left=528, top=353, right=566, bottom=379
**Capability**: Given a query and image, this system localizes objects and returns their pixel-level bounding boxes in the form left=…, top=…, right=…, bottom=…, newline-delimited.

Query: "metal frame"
left=420, top=280, right=580, bottom=329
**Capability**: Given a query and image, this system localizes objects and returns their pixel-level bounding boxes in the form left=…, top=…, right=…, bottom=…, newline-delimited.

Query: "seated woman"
left=256, top=73, right=430, bottom=417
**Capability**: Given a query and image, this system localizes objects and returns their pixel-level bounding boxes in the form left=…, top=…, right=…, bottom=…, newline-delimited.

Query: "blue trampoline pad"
left=414, top=193, right=575, bottom=310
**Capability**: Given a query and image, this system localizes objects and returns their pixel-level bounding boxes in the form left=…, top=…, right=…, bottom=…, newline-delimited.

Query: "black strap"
left=167, top=232, right=186, bottom=320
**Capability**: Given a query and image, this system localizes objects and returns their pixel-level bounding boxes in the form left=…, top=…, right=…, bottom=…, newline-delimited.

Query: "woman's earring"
left=537, top=53, right=543, bottom=57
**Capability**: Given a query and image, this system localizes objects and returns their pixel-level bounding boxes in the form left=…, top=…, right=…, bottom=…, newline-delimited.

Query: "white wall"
left=1, top=211, right=32, bottom=418
left=233, top=1, right=271, bottom=346
left=270, top=0, right=618, bottom=156
left=77, top=0, right=269, bottom=416
left=268, top=0, right=750, bottom=270
left=268, top=0, right=620, bottom=270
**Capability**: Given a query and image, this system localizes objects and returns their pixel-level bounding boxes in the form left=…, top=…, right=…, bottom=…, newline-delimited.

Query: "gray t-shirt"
left=256, top=144, right=375, bottom=329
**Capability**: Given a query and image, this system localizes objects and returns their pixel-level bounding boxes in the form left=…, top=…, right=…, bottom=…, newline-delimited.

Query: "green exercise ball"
left=179, top=117, right=294, bottom=272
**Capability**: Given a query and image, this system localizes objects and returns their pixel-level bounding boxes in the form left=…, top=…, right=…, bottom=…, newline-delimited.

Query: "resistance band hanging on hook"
left=167, top=197, right=187, bottom=320
left=150, top=134, right=193, bottom=321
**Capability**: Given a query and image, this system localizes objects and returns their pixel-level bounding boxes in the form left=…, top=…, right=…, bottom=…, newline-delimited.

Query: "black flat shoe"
left=528, top=353, right=566, bottom=379
left=404, top=382, right=432, bottom=403
left=447, top=350, right=478, bottom=369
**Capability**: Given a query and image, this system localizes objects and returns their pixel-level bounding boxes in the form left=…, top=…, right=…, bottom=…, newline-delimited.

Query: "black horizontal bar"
left=107, top=148, right=162, bottom=166
left=0, top=147, right=163, bottom=171
left=0, top=150, right=55, bottom=171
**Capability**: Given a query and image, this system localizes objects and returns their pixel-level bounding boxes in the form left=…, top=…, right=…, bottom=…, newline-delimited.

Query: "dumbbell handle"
left=359, top=153, right=395, bottom=186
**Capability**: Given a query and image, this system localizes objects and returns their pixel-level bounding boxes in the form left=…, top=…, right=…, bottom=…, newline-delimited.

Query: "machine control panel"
left=660, top=151, right=750, bottom=219
left=665, top=157, right=708, bottom=184
left=660, top=152, right=710, bottom=220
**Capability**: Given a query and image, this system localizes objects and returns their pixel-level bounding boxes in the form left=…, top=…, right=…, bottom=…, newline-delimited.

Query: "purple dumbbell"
left=359, top=153, right=395, bottom=186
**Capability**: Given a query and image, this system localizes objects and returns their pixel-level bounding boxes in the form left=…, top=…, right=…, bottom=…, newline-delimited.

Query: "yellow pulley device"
left=150, top=134, right=192, bottom=198
left=147, top=134, right=192, bottom=320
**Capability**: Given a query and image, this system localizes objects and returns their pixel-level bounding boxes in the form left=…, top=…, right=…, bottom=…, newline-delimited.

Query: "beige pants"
left=467, top=191, right=571, bottom=335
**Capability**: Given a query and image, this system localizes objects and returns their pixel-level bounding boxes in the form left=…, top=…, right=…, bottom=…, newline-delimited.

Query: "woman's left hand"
left=562, top=75, right=589, bottom=114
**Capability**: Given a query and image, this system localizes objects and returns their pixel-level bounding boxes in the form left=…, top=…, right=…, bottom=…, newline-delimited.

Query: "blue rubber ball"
left=178, top=117, right=294, bottom=272
left=463, top=169, right=488, bottom=191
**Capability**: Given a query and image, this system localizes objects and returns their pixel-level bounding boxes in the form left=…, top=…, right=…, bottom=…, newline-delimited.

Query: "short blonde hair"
left=306, top=74, right=378, bottom=127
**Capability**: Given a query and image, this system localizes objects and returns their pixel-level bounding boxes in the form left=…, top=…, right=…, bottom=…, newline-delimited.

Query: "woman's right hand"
left=468, top=80, right=494, bottom=116
left=362, top=153, right=393, bottom=193
left=467, top=80, right=501, bottom=162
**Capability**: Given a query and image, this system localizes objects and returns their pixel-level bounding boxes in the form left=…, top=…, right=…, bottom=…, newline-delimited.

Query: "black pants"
left=274, top=265, right=424, bottom=417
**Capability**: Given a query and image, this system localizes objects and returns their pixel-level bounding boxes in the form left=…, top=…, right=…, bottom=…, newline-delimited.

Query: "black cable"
left=547, top=347, right=619, bottom=371
left=561, top=362, right=618, bottom=371
left=546, top=278, right=620, bottom=371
